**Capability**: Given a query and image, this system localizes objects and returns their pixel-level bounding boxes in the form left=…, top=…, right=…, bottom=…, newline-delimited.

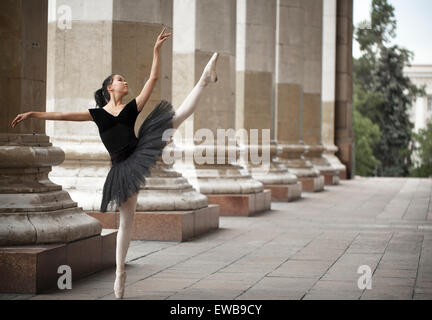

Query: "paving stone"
left=236, top=289, right=304, bottom=300
left=166, top=288, right=244, bottom=300
left=417, top=271, right=432, bottom=281
left=204, top=272, right=265, bottom=283
left=101, top=290, right=176, bottom=300
left=373, top=268, right=417, bottom=279
left=334, top=253, right=382, bottom=268
left=371, top=277, right=416, bottom=287
left=269, top=260, right=332, bottom=279
left=0, top=294, right=33, bottom=300
left=290, top=249, right=344, bottom=261
left=414, top=287, right=432, bottom=295
left=310, top=280, right=364, bottom=292
left=413, top=293, right=432, bottom=300
left=189, top=279, right=252, bottom=291
left=303, top=290, right=362, bottom=300
left=248, top=277, right=317, bottom=293
left=322, top=266, right=365, bottom=282
left=125, top=278, right=198, bottom=292
left=415, top=280, right=432, bottom=289
left=361, top=286, right=413, bottom=300
left=378, top=260, right=419, bottom=270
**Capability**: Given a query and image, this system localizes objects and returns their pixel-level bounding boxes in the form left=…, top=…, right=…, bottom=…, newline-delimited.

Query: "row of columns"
left=1, top=0, right=354, bottom=246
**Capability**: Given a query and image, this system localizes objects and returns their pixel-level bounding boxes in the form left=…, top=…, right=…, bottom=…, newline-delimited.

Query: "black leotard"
left=89, top=99, right=139, bottom=163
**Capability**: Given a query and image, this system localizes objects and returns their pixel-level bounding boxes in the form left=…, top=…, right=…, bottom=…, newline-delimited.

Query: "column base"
left=323, top=144, right=348, bottom=181
left=298, top=176, right=325, bottom=192
left=0, top=229, right=117, bottom=294
left=205, top=190, right=272, bottom=217
left=264, top=182, right=302, bottom=202
left=339, top=170, right=347, bottom=180
left=321, top=170, right=341, bottom=186
left=87, top=205, right=220, bottom=242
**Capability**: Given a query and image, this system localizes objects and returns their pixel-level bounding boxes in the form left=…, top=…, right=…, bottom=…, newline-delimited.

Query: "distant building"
left=404, top=65, right=432, bottom=132
left=404, top=65, right=432, bottom=167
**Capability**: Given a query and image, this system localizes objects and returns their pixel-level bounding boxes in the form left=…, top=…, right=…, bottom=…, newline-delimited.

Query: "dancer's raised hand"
left=154, top=27, right=171, bottom=51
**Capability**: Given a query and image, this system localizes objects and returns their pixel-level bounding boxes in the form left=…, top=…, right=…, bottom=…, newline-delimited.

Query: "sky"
left=353, top=0, right=432, bottom=64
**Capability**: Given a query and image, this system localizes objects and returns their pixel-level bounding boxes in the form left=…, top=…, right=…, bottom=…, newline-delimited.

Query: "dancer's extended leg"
left=114, top=192, right=138, bottom=299
left=171, top=52, right=219, bottom=129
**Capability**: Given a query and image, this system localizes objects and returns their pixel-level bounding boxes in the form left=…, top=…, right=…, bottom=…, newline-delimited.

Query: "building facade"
left=404, top=65, right=432, bottom=133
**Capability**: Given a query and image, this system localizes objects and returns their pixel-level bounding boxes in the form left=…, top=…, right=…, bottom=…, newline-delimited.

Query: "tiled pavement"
left=2, top=177, right=432, bottom=300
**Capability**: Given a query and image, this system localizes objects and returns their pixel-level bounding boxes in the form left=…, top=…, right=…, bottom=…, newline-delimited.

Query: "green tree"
left=353, top=108, right=381, bottom=176
left=354, top=0, right=424, bottom=177
left=410, top=121, right=432, bottom=178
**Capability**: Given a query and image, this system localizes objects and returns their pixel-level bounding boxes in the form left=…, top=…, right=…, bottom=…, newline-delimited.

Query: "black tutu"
left=100, top=100, right=176, bottom=212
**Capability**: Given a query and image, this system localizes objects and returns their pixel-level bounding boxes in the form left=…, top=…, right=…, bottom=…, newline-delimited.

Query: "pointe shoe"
left=114, top=271, right=127, bottom=299
left=200, top=52, right=219, bottom=86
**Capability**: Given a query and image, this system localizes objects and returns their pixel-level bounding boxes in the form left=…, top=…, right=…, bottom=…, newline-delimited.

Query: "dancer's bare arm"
left=136, top=27, right=171, bottom=113
left=11, top=110, right=92, bottom=128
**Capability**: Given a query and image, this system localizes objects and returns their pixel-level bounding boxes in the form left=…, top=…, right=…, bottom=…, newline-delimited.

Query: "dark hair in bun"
left=94, top=74, right=114, bottom=108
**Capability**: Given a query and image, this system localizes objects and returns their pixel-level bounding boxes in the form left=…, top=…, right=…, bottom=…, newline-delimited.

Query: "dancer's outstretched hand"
left=11, top=112, right=31, bottom=128
left=154, top=27, right=171, bottom=51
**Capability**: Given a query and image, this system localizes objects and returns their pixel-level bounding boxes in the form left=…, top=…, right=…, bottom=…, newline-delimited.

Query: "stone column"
left=172, top=0, right=271, bottom=216
left=322, top=0, right=347, bottom=179
left=335, top=0, right=354, bottom=179
left=46, top=0, right=114, bottom=206
left=0, top=0, right=101, bottom=246
left=274, top=0, right=324, bottom=192
left=47, top=0, right=218, bottom=242
left=302, top=0, right=340, bottom=186
left=235, top=0, right=301, bottom=202
left=0, top=0, right=116, bottom=294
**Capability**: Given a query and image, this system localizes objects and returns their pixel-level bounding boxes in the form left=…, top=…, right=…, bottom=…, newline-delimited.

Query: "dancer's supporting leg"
left=171, top=52, right=219, bottom=129
left=114, top=192, right=138, bottom=299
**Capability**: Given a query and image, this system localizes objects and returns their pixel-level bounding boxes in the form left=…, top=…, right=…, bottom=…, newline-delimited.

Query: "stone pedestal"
left=206, top=191, right=272, bottom=217
left=174, top=143, right=272, bottom=216
left=324, top=144, right=347, bottom=180
left=305, top=145, right=340, bottom=186
left=241, top=143, right=302, bottom=202
left=0, top=230, right=117, bottom=294
left=55, top=144, right=221, bottom=241
left=277, top=144, right=325, bottom=193
left=0, top=135, right=102, bottom=246
left=88, top=206, right=219, bottom=242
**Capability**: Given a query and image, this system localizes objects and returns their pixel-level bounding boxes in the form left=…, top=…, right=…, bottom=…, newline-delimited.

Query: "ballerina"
left=11, top=26, right=219, bottom=299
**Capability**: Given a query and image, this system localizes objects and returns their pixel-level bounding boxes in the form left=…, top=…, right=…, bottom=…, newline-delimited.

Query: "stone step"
left=0, top=229, right=117, bottom=294
left=264, top=182, right=302, bottom=202
left=87, top=204, right=220, bottom=242
left=298, top=176, right=325, bottom=192
left=205, top=190, right=272, bottom=216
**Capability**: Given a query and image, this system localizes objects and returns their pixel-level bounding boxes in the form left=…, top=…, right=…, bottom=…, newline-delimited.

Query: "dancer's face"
left=109, top=74, right=129, bottom=96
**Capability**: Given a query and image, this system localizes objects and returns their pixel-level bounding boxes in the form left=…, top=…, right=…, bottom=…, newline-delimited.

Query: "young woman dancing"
left=11, top=27, right=219, bottom=299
